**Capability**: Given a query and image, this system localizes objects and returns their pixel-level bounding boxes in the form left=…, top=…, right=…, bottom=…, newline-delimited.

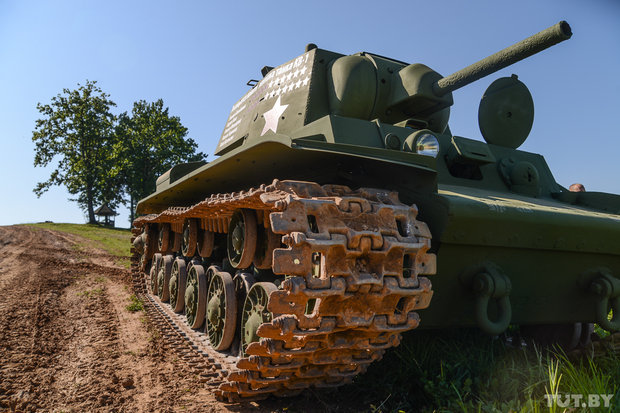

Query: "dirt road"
left=0, top=225, right=378, bottom=412
left=0, top=225, right=229, bottom=412
left=0, top=226, right=347, bottom=412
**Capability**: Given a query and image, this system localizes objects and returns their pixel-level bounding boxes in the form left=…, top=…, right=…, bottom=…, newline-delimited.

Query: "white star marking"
left=261, top=96, right=288, bottom=136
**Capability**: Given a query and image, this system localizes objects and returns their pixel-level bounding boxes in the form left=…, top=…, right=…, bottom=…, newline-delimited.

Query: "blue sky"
left=1, top=0, right=618, bottom=227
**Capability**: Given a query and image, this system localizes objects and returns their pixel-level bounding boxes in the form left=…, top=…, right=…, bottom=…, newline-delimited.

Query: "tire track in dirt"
left=0, top=226, right=231, bottom=412
left=0, top=225, right=364, bottom=413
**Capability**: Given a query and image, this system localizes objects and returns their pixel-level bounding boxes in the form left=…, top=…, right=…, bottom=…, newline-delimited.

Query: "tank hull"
left=137, top=137, right=620, bottom=331
left=131, top=25, right=620, bottom=398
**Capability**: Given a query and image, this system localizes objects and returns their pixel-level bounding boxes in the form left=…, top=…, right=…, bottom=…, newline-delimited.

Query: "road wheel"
left=182, top=219, right=198, bottom=257
left=240, top=282, right=277, bottom=356
left=185, top=263, right=207, bottom=329
left=227, top=209, right=257, bottom=269
left=169, top=258, right=187, bottom=312
left=206, top=267, right=237, bottom=350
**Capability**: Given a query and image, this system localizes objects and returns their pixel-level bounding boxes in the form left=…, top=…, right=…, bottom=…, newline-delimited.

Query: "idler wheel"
left=227, top=209, right=257, bottom=269
left=169, top=258, right=187, bottom=312
left=181, top=219, right=198, bottom=257
left=184, top=262, right=207, bottom=329
left=240, top=282, right=277, bottom=356
left=206, top=267, right=237, bottom=350
left=157, top=255, right=173, bottom=302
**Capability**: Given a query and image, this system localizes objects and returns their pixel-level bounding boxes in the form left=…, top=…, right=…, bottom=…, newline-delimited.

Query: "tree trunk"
left=87, top=186, right=96, bottom=224
left=129, top=195, right=134, bottom=224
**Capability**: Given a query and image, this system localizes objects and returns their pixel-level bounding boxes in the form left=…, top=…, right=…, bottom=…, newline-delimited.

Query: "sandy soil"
left=0, top=226, right=350, bottom=413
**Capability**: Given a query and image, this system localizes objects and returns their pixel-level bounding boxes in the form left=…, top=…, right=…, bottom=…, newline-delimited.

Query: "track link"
left=131, top=179, right=435, bottom=400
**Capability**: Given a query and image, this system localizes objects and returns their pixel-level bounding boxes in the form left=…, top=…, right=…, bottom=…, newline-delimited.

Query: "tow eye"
left=461, top=262, right=512, bottom=335
left=586, top=268, right=620, bottom=332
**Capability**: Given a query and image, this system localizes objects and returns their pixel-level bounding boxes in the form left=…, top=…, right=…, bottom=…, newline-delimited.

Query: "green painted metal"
left=240, top=283, right=277, bottom=356
left=185, top=263, right=206, bottom=329
left=137, top=20, right=620, bottom=333
left=478, top=75, right=534, bottom=149
left=168, top=258, right=187, bottom=313
left=433, top=21, right=572, bottom=96
left=184, top=273, right=198, bottom=325
left=157, top=265, right=166, bottom=299
left=460, top=262, right=513, bottom=335
left=169, top=267, right=179, bottom=308
left=206, top=269, right=236, bottom=350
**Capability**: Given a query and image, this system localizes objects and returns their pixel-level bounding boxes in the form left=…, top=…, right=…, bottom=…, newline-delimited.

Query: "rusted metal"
left=253, top=225, right=280, bottom=270
left=131, top=179, right=434, bottom=400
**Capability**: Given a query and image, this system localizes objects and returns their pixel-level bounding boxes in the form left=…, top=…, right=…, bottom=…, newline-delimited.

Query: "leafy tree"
left=32, top=80, right=121, bottom=224
left=115, top=99, right=206, bottom=222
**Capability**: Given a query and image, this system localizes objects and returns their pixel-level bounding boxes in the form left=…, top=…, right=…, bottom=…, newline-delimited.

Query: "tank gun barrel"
left=433, top=21, right=572, bottom=97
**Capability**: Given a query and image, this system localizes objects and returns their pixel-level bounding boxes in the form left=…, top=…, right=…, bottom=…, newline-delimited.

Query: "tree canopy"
left=32, top=80, right=120, bottom=224
left=33, top=83, right=205, bottom=225
left=115, top=99, right=205, bottom=221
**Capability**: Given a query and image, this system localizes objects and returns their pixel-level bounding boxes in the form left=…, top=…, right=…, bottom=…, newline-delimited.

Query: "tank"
left=130, top=21, right=620, bottom=400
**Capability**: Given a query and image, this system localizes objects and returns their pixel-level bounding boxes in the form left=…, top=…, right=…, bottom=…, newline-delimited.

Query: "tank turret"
left=330, top=21, right=572, bottom=132
left=214, top=21, right=572, bottom=156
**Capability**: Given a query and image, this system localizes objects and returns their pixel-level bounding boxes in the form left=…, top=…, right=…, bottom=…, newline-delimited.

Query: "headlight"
left=403, top=130, right=439, bottom=158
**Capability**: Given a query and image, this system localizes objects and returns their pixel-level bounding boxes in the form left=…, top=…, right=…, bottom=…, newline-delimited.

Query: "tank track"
left=130, top=179, right=435, bottom=400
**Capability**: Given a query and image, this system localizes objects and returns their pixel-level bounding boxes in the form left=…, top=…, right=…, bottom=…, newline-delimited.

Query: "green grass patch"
left=339, top=329, right=620, bottom=412
left=77, top=287, right=104, bottom=298
left=26, top=222, right=132, bottom=268
left=126, top=294, right=144, bottom=312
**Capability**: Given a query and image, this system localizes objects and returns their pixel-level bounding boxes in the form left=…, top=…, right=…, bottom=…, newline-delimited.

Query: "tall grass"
left=339, top=329, right=620, bottom=412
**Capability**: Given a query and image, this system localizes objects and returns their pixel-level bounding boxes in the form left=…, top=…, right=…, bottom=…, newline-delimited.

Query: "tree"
left=32, top=80, right=121, bottom=224
left=115, top=99, right=206, bottom=222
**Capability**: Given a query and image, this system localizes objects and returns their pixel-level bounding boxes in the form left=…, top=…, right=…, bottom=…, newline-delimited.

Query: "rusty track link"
left=131, top=179, right=435, bottom=400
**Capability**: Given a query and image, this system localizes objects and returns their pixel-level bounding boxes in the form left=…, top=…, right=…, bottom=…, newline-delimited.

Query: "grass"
left=26, top=222, right=132, bottom=268
left=77, top=287, right=104, bottom=298
left=339, top=328, right=620, bottom=412
left=126, top=294, right=144, bottom=312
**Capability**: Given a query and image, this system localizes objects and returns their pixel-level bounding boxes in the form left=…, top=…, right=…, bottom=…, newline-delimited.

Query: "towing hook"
left=460, top=262, right=512, bottom=336
left=473, top=271, right=512, bottom=335
left=589, top=271, right=620, bottom=332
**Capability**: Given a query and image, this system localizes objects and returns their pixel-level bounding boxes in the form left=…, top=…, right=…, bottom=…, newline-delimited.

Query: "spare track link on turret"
left=130, top=179, right=436, bottom=400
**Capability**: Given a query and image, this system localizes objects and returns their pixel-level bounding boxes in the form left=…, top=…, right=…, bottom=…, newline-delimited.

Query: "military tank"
left=130, top=20, right=620, bottom=400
